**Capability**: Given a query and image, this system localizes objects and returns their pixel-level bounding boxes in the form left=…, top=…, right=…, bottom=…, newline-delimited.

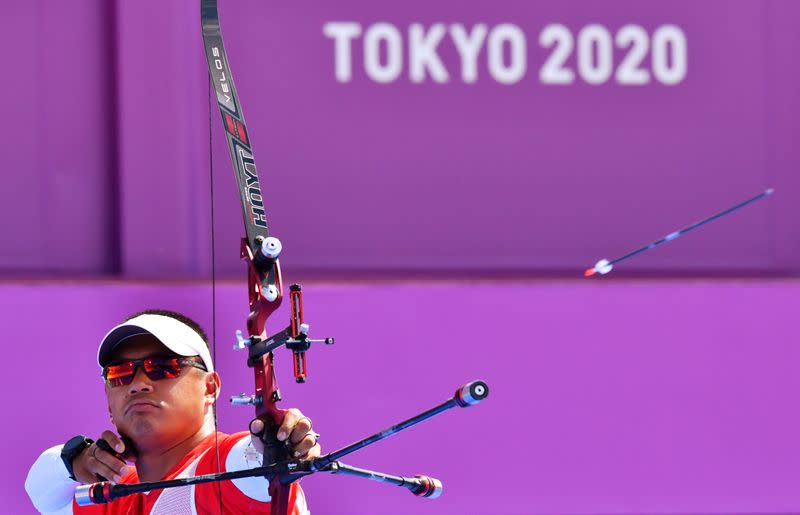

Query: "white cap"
left=98, top=313, right=214, bottom=372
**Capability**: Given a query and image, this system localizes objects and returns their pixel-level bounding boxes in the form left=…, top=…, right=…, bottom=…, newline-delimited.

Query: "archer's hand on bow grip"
left=250, top=408, right=321, bottom=460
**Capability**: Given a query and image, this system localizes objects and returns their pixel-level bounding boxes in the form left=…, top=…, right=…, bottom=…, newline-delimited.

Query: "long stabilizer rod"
left=310, top=380, right=488, bottom=470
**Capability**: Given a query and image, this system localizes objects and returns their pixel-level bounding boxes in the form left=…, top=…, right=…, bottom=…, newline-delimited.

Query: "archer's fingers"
left=91, top=457, right=125, bottom=482
left=249, top=418, right=265, bottom=436
left=249, top=418, right=266, bottom=455
left=73, top=445, right=125, bottom=483
left=99, top=430, right=126, bottom=454
left=277, top=408, right=310, bottom=442
left=289, top=417, right=313, bottom=447
left=291, top=434, right=320, bottom=458
left=91, top=445, right=128, bottom=480
left=305, top=442, right=321, bottom=460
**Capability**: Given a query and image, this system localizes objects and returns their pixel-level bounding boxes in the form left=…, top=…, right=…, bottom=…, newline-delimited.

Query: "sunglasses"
left=103, top=356, right=207, bottom=387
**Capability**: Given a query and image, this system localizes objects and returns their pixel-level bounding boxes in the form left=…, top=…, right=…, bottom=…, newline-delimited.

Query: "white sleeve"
left=24, top=444, right=76, bottom=514
left=225, top=436, right=310, bottom=515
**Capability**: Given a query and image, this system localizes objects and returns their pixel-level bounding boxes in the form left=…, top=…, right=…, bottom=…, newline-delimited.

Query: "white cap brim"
left=98, top=314, right=214, bottom=372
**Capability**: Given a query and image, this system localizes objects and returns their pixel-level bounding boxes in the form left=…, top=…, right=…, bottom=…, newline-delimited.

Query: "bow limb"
left=200, top=1, right=291, bottom=513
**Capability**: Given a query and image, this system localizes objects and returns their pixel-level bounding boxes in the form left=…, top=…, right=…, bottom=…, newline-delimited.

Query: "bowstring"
left=208, top=72, right=224, bottom=515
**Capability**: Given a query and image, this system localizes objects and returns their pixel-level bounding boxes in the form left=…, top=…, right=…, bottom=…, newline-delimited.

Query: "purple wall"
left=7, top=280, right=800, bottom=514
left=3, top=1, right=799, bottom=277
left=6, top=1, right=800, bottom=514
left=2, top=1, right=118, bottom=275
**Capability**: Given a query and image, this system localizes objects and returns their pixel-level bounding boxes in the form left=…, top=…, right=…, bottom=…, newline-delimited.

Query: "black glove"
left=60, top=435, right=94, bottom=481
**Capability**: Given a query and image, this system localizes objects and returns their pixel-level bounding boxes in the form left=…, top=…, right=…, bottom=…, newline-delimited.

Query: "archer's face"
left=104, top=334, right=218, bottom=451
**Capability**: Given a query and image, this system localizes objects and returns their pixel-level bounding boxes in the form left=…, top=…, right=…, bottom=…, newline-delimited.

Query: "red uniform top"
left=72, top=432, right=306, bottom=515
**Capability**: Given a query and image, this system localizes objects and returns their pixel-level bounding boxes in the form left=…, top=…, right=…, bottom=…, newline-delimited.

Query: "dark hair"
left=124, top=309, right=210, bottom=350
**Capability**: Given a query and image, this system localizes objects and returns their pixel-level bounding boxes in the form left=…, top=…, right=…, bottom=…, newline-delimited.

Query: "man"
left=25, top=310, right=319, bottom=514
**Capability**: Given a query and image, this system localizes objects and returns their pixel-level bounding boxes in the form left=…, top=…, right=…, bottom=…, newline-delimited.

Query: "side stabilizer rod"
left=326, top=461, right=443, bottom=499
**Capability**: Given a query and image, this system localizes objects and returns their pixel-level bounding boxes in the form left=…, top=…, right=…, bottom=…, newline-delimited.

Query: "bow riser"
left=203, top=1, right=292, bottom=513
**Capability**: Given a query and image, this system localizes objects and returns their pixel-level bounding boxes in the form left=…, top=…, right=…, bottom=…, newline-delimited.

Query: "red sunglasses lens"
left=104, top=358, right=184, bottom=386
left=143, top=358, right=182, bottom=380
left=105, top=361, right=136, bottom=387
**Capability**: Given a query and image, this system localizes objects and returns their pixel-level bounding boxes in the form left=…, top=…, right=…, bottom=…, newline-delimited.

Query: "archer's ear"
left=206, top=371, right=221, bottom=401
